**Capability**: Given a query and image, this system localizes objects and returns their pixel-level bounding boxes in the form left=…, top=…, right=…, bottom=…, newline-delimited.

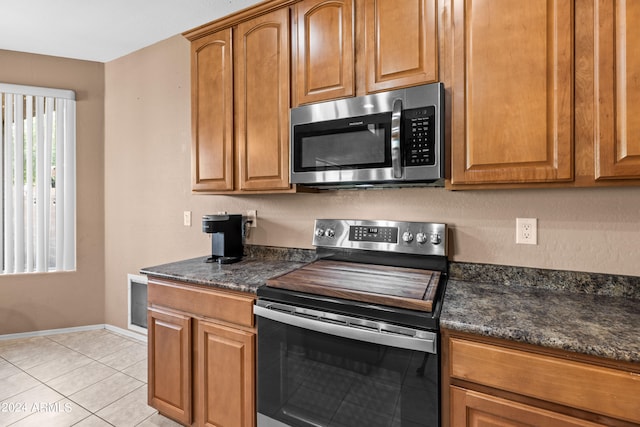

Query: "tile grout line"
left=0, top=353, right=43, bottom=402
left=2, top=334, right=119, bottom=425
left=3, top=334, right=121, bottom=400
left=1, top=330, right=155, bottom=427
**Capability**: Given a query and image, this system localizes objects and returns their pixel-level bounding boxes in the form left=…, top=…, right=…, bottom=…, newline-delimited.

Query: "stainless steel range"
left=254, top=219, right=448, bottom=427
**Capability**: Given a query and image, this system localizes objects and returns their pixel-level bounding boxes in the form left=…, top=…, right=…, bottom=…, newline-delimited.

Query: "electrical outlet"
left=183, top=211, right=192, bottom=227
left=245, top=210, right=257, bottom=228
left=516, top=218, right=537, bottom=245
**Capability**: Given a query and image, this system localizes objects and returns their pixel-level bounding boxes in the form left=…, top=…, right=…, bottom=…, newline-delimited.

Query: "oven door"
left=254, top=301, right=440, bottom=427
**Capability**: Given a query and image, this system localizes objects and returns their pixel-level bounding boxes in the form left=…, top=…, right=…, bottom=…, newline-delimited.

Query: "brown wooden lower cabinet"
left=146, top=277, right=256, bottom=427
left=451, top=387, right=606, bottom=427
left=442, top=330, right=640, bottom=427
left=196, top=320, right=255, bottom=427
left=148, top=307, right=192, bottom=426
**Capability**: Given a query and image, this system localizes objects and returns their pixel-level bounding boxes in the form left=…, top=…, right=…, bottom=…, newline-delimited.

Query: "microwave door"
left=291, top=113, right=392, bottom=185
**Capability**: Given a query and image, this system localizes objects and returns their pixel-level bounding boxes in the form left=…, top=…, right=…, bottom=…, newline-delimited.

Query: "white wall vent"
left=127, top=274, right=148, bottom=335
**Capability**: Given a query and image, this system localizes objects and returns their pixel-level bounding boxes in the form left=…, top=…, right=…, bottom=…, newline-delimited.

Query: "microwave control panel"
left=404, top=106, right=436, bottom=166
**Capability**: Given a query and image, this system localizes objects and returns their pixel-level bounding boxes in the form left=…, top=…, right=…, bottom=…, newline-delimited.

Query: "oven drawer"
left=449, top=337, right=640, bottom=424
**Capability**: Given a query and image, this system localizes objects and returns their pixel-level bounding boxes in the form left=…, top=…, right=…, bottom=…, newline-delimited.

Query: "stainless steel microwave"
left=290, top=82, right=444, bottom=189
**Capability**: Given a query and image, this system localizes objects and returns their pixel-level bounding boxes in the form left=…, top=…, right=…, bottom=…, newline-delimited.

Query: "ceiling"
left=0, top=0, right=262, bottom=63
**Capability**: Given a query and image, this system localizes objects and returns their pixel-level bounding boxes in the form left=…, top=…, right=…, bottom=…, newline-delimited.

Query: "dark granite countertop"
left=142, top=247, right=639, bottom=364
left=442, top=263, right=640, bottom=364
left=140, top=246, right=316, bottom=294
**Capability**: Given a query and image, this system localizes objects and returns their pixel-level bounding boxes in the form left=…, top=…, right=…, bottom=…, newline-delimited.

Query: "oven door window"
left=257, top=316, right=439, bottom=427
left=293, top=112, right=391, bottom=172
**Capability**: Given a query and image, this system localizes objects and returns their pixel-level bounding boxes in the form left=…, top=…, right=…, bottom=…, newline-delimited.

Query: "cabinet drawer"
left=449, top=338, right=640, bottom=424
left=148, top=278, right=256, bottom=328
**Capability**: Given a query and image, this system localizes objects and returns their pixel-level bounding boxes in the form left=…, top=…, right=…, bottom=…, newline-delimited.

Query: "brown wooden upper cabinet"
left=191, top=29, right=234, bottom=192
left=447, top=0, right=640, bottom=188
left=594, top=0, right=640, bottom=180
left=293, top=0, right=355, bottom=104
left=235, top=8, right=291, bottom=191
left=293, top=0, right=438, bottom=105
left=188, top=7, right=292, bottom=193
left=188, top=0, right=640, bottom=191
left=448, top=0, right=574, bottom=185
left=362, top=0, right=439, bottom=94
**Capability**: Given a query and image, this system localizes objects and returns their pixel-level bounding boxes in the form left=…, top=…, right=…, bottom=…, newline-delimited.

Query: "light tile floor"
left=0, top=329, right=181, bottom=427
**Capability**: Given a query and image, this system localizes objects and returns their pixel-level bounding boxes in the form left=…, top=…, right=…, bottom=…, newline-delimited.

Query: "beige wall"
left=104, top=35, right=640, bottom=330
left=0, top=50, right=105, bottom=335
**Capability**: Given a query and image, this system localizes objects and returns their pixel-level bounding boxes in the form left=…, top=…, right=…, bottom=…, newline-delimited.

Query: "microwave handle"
left=391, top=98, right=403, bottom=178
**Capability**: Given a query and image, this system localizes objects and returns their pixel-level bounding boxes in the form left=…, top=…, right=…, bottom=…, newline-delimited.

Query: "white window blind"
left=0, top=83, right=76, bottom=274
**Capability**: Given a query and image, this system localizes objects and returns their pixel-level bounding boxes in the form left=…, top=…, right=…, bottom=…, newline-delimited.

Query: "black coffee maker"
left=202, top=214, right=243, bottom=264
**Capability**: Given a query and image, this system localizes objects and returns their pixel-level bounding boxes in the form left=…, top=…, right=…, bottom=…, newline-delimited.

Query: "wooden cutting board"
left=266, top=260, right=441, bottom=312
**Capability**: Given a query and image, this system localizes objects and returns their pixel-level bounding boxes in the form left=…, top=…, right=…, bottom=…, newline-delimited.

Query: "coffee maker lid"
left=203, top=214, right=241, bottom=221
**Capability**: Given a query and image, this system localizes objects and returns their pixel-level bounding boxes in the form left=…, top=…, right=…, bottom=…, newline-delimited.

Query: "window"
left=0, top=83, right=76, bottom=274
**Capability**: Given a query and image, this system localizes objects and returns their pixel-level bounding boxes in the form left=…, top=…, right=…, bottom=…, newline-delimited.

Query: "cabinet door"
left=449, top=0, right=573, bottom=184
left=362, top=0, right=438, bottom=93
left=191, top=28, right=234, bottom=192
left=196, top=320, right=255, bottom=427
left=450, top=387, right=606, bottom=427
left=235, top=8, right=291, bottom=191
left=594, top=0, right=640, bottom=179
left=294, top=0, right=354, bottom=105
left=147, top=308, right=192, bottom=425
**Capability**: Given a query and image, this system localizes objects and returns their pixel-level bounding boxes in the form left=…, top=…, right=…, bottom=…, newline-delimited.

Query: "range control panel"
left=313, top=219, right=447, bottom=257
left=349, top=226, right=398, bottom=243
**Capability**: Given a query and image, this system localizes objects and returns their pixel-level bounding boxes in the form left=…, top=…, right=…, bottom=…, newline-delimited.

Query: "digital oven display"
left=349, top=225, right=398, bottom=243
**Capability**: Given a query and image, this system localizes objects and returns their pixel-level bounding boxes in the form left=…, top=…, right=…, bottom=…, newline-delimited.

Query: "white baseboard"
left=0, top=324, right=104, bottom=341
left=0, top=324, right=147, bottom=343
left=104, top=324, right=147, bottom=342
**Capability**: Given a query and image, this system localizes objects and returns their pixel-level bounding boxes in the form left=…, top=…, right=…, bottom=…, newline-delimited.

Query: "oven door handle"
left=254, top=303, right=437, bottom=354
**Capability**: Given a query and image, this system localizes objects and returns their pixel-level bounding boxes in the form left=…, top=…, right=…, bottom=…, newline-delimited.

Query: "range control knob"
left=416, top=232, right=428, bottom=244
left=325, top=228, right=335, bottom=238
left=315, top=228, right=325, bottom=237
left=402, top=231, right=414, bottom=243
left=430, top=233, right=441, bottom=245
